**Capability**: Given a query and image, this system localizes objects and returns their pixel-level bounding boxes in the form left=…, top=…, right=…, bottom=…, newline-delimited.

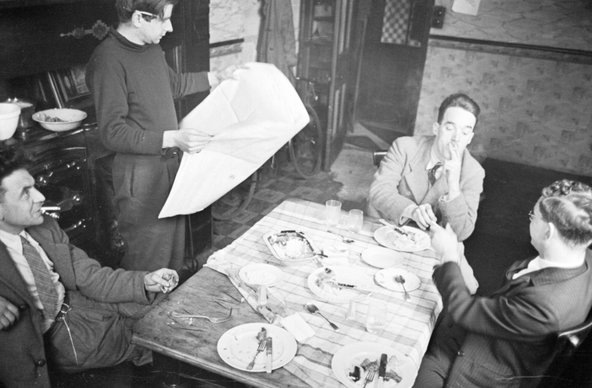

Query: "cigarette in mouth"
left=41, top=206, right=61, bottom=212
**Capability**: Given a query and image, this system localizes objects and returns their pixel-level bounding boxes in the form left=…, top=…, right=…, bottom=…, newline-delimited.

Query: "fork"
left=246, top=335, right=267, bottom=370
left=362, top=367, right=376, bottom=388
left=170, top=308, right=233, bottom=323
left=378, top=218, right=410, bottom=238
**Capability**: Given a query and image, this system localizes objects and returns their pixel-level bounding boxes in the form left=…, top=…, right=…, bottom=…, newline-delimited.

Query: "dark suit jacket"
left=0, top=217, right=152, bottom=388
left=368, top=136, right=484, bottom=241
left=430, top=251, right=592, bottom=388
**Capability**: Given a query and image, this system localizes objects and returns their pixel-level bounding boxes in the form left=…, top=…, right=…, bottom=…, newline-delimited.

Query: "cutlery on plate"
left=378, top=218, right=410, bottom=238
left=246, top=327, right=267, bottom=370
left=377, top=353, right=387, bottom=388
left=265, top=337, right=273, bottom=373
left=394, top=275, right=411, bottom=300
left=362, top=366, right=376, bottom=388
left=304, top=303, right=339, bottom=331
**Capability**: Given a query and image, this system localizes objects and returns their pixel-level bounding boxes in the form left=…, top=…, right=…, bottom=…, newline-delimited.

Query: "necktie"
left=428, top=162, right=443, bottom=185
left=20, top=236, right=60, bottom=320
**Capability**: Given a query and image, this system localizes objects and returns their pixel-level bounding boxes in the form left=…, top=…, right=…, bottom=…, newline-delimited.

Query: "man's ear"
left=432, top=122, right=440, bottom=136
left=545, top=222, right=555, bottom=240
left=131, top=11, right=143, bottom=27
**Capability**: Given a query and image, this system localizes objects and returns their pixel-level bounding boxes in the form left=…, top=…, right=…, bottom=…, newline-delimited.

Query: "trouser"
left=113, top=152, right=186, bottom=271
left=413, top=314, right=467, bottom=387
left=45, top=291, right=154, bottom=373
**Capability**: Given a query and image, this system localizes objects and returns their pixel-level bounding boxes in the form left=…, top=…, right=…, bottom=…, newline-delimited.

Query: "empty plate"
left=239, top=263, right=283, bottom=287
left=374, top=268, right=421, bottom=293
left=361, top=246, right=405, bottom=268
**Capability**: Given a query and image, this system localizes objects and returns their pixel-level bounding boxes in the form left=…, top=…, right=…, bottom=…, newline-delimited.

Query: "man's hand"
left=428, top=222, right=459, bottom=264
left=411, top=204, right=438, bottom=230
left=164, top=129, right=212, bottom=154
left=0, top=296, right=19, bottom=330
left=443, top=142, right=462, bottom=199
left=144, top=269, right=179, bottom=293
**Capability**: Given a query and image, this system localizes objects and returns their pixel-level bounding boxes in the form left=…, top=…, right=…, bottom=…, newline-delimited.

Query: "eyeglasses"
left=136, top=10, right=160, bottom=22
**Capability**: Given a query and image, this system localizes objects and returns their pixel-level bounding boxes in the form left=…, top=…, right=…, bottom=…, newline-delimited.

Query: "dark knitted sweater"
left=86, top=29, right=210, bottom=155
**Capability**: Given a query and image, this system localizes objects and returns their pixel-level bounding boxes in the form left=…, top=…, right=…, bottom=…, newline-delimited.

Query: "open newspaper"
left=158, top=62, right=309, bottom=218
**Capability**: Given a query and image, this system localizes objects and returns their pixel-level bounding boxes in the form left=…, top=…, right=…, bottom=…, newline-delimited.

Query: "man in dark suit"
left=415, top=180, right=592, bottom=387
left=0, top=149, right=179, bottom=388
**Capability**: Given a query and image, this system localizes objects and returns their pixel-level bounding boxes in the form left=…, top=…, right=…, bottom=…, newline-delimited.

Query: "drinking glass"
left=325, top=199, right=342, bottom=226
left=346, top=209, right=364, bottom=232
left=365, top=300, right=388, bottom=334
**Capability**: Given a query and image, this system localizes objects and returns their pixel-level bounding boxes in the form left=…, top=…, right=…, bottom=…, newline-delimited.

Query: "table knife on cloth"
left=265, top=337, right=273, bottom=373
left=377, top=353, right=387, bottom=388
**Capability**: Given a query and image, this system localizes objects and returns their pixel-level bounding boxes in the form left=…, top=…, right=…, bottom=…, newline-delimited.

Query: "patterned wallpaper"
left=432, top=0, right=592, bottom=51
left=415, top=43, right=592, bottom=177
left=415, top=0, right=592, bottom=177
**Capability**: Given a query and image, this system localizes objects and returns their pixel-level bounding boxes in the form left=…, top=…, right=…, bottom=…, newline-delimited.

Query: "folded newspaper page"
left=158, top=62, right=309, bottom=218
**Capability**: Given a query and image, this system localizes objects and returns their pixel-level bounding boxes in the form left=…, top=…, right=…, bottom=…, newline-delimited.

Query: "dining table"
left=132, top=198, right=443, bottom=387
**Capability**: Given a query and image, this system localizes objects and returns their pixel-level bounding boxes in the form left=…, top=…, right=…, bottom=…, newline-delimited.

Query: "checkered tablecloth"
left=206, top=199, right=442, bottom=387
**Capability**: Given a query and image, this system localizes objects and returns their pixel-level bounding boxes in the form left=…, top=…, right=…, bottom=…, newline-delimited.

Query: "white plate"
left=374, top=268, right=421, bottom=293
left=361, top=246, right=405, bottom=268
left=239, top=263, right=283, bottom=287
left=331, top=342, right=415, bottom=388
left=217, top=323, right=297, bottom=372
left=307, top=266, right=376, bottom=304
left=374, top=226, right=431, bottom=252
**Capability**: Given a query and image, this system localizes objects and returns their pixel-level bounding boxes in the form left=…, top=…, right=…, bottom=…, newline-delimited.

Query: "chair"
left=538, top=309, right=592, bottom=387
left=372, top=150, right=387, bottom=167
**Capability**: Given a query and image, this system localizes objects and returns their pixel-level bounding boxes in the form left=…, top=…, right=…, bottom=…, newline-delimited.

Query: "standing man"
left=86, top=0, right=218, bottom=271
left=368, top=93, right=484, bottom=293
left=0, top=149, right=179, bottom=388
left=414, top=180, right=592, bottom=387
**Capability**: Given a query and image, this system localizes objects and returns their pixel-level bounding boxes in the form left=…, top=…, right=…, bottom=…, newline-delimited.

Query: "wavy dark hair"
left=115, top=0, right=178, bottom=23
left=537, top=179, right=592, bottom=247
left=0, top=148, right=30, bottom=198
left=437, top=93, right=481, bottom=129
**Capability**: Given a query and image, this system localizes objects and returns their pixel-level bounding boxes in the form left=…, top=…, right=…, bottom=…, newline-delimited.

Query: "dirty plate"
left=332, top=342, right=414, bottom=388
left=374, top=226, right=431, bottom=252
left=307, top=266, right=376, bottom=303
left=217, top=323, right=297, bottom=372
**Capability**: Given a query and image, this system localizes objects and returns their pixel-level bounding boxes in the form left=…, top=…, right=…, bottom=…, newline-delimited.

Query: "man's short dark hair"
left=0, top=148, right=29, bottom=198
left=437, top=93, right=481, bottom=129
left=115, top=0, right=178, bottom=23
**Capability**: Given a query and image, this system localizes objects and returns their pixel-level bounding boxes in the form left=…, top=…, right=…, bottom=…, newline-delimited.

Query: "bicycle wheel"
left=212, top=171, right=258, bottom=220
left=289, top=104, right=322, bottom=178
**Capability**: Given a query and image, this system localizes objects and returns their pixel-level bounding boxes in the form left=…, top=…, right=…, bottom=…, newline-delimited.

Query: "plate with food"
left=374, top=225, right=431, bottom=252
left=239, top=263, right=284, bottom=287
left=264, top=230, right=317, bottom=264
left=217, top=323, right=297, bottom=372
left=331, top=342, right=415, bottom=388
left=307, top=266, right=376, bottom=304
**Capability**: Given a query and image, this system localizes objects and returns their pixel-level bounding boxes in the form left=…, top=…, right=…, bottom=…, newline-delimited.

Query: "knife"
left=377, top=353, right=387, bottom=388
left=265, top=337, right=273, bottom=373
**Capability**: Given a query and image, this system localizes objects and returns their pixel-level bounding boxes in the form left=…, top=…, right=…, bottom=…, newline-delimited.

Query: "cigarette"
left=41, top=206, right=61, bottom=212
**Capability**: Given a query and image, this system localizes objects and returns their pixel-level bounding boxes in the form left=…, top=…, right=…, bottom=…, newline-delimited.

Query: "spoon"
left=304, top=303, right=339, bottom=330
left=394, top=275, right=411, bottom=300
